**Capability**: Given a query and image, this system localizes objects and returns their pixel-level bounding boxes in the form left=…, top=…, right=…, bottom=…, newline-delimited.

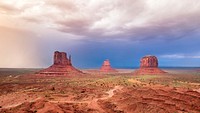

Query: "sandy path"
left=0, top=86, right=122, bottom=112
left=101, top=86, right=123, bottom=99
left=49, top=86, right=123, bottom=103
left=0, top=86, right=122, bottom=109
left=50, top=86, right=123, bottom=112
left=50, top=86, right=122, bottom=104
left=89, top=86, right=123, bottom=112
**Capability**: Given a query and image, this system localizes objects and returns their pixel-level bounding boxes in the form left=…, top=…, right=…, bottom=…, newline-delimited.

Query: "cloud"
left=1, top=0, right=200, bottom=68
left=0, top=2, right=20, bottom=14
left=160, top=54, right=200, bottom=59
left=45, top=0, right=77, bottom=11
left=1, top=0, right=200, bottom=42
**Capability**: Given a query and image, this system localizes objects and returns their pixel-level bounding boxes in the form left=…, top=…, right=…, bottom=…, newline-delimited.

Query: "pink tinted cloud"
left=0, top=0, right=200, bottom=41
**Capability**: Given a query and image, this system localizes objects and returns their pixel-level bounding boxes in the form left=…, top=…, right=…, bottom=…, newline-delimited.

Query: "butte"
left=100, top=59, right=118, bottom=73
left=37, top=51, right=82, bottom=76
left=134, top=55, right=167, bottom=75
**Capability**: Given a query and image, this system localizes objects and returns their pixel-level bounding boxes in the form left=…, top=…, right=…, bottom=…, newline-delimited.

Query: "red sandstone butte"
left=134, top=55, right=166, bottom=75
left=37, top=51, right=82, bottom=76
left=100, top=59, right=117, bottom=72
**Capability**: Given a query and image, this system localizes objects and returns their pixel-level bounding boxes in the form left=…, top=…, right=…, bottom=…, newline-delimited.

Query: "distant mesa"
left=100, top=59, right=118, bottom=72
left=134, top=55, right=167, bottom=75
left=140, top=55, right=158, bottom=68
left=37, top=51, right=82, bottom=76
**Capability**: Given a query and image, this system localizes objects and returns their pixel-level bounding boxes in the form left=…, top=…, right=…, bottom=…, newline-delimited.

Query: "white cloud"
left=1, top=0, right=200, bottom=41
left=160, top=54, right=200, bottom=59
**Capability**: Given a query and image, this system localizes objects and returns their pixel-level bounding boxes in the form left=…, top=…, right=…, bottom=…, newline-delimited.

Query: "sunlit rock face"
left=134, top=55, right=166, bottom=75
left=140, top=56, right=158, bottom=68
left=100, top=59, right=117, bottom=72
left=37, top=51, right=82, bottom=76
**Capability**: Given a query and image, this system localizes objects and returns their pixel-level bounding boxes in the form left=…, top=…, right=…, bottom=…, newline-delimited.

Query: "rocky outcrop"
left=140, top=56, right=158, bottom=68
left=100, top=59, right=117, bottom=72
left=37, top=51, right=82, bottom=76
left=134, top=55, right=166, bottom=75
left=53, top=51, right=71, bottom=66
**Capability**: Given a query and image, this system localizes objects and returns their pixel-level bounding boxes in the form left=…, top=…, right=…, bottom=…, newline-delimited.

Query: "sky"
left=0, top=0, right=200, bottom=68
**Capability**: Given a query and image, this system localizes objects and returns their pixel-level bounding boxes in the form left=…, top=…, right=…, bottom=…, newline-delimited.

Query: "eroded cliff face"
left=100, top=59, right=117, bottom=72
left=140, top=56, right=158, bottom=68
left=134, top=55, right=166, bottom=75
left=53, top=51, right=72, bottom=66
left=37, top=51, right=82, bottom=76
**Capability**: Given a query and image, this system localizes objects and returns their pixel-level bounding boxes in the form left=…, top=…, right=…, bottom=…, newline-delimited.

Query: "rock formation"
left=134, top=55, right=166, bottom=75
left=100, top=59, right=117, bottom=72
left=140, top=56, right=158, bottom=68
left=37, top=51, right=82, bottom=76
left=53, top=51, right=72, bottom=66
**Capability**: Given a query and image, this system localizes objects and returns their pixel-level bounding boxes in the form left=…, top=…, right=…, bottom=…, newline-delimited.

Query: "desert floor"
left=0, top=68, right=200, bottom=113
